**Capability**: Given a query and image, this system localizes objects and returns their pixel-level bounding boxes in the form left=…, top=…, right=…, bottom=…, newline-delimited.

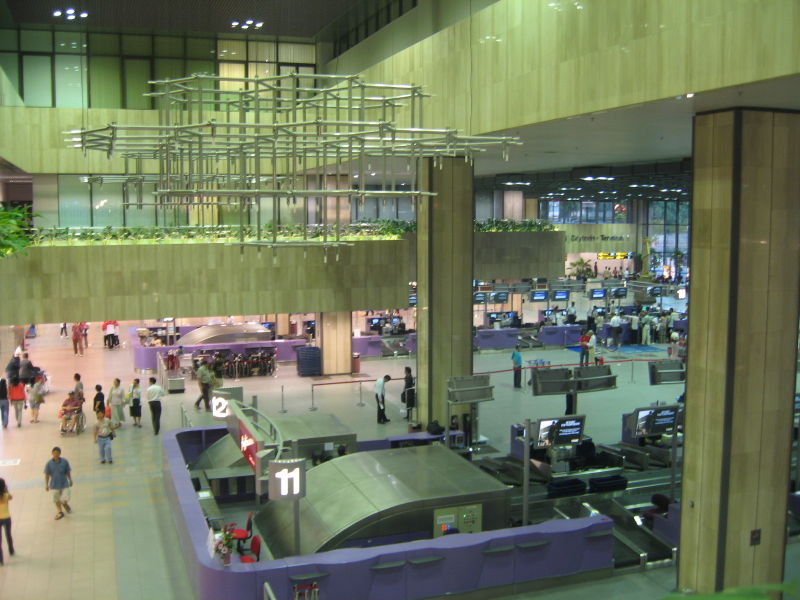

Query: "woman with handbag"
left=94, top=410, right=120, bottom=464
left=28, top=375, right=45, bottom=423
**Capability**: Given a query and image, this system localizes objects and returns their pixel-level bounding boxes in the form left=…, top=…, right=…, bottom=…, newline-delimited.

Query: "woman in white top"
left=108, top=378, right=126, bottom=426
left=128, top=379, right=142, bottom=428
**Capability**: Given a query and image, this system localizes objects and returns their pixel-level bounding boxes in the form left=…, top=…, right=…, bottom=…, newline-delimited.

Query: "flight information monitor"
left=590, top=289, right=607, bottom=299
left=647, top=286, right=664, bottom=297
left=490, top=292, right=509, bottom=303
left=611, top=287, right=628, bottom=298
left=531, top=290, right=548, bottom=301
left=408, top=294, right=417, bottom=306
left=552, top=290, right=570, bottom=301
left=473, top=292, right=487, bottom=304
left=632, top=405, right=679, bottom=438
left=534, top=415, right=586, bottom=448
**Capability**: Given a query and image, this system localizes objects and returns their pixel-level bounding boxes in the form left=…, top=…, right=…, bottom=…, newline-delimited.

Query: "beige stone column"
left=679, top=109, right=800, bottom=593
left=318, top=311, right=352, bottom=375
left=416, top=157, right=474, bottom=426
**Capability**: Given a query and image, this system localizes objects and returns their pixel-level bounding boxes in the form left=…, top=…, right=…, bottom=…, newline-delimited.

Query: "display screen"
left=506, top=311, right=517, bottom=319
left=590, top=289, right=607, bottom=299
left=370, top=318, right=381, bottom=325
left=543, top=309, right=554, bottom=317
left=553, top=290, right=569, bottom=301
left=535, top=415, right=586, bottom=448
left=632, top=405, right=679, bottom=437
left=611, top=287, right=628, bottom=298
left=647, top=286, right=663, bottom=297
left=408, top=294, right=417, bottom=306
left=490, top=292, right=509, bottom=303
left=531, top=290, right=548, bottom=301
left=473, top=292, right=487, bottom=304
left=391, top=317, right=401, bottom=324
left=594, top=307, right=606, bottom=316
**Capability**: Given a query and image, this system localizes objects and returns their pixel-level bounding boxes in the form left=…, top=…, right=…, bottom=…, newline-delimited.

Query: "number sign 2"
left=267, top=459, right=306, bottom=500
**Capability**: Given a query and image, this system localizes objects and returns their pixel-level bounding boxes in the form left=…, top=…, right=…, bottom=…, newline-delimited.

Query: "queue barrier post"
left=309, top=385, right=318, bottom=411
left=279, top=385, right=287, bottom=413
left=357, top=381, right=366, bottom=407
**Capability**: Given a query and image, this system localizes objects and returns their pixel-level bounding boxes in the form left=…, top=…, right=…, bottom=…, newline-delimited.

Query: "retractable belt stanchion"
left=279, top=385, right=287, bottom=413
left=522, top=418, right=531, bottom=526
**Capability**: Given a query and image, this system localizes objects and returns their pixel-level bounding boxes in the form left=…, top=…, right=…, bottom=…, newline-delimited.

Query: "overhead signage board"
left=597, top=252, right=634, bottom=260
left=268, top=458, right=307, bottom=500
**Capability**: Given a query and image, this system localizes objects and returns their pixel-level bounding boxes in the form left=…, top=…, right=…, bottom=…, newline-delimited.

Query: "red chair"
left=231, top=512, right=253, bottom=552
left=239, top=535, right=261, bottom=564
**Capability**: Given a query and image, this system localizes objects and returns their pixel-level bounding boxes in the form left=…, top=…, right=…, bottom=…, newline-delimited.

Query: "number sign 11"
left=267, top=459, right=306, bottom=500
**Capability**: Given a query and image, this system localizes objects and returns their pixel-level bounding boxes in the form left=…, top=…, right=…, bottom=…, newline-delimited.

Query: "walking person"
left=128, top=378, right=142, bottom=428
left=0, top=378, right=8, bottom=429
left=73, top=373, right=84, bottom=403
left=18, top=353, right=33, bottom=384
left=194, top=360, right=213, bottom=411
left=8, top=377, right=26, bottom=428
left=108, top=378, right=126, bottom=426
left=374, top=374, right=391, bottom=424
left=44, top=447, right=73, bottom=520
left=0, top=477, right=13, bottom=565
left=146, top=376, right=165, bottom=435
left=511, top=345, right=523, bottom=388
left=92, top=384, right=105, bottom=418
left=28, top=374, right=45, bottom=423
left=59, top=322, right=68, bottom=338
left=401, top=366, right=415, bottom=421
left=71, top=323, right=85, bottom=356
left=94, top=410, right=120, bottom=464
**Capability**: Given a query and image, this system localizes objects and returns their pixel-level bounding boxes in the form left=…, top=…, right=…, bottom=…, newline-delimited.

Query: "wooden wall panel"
left=320, top=311, right=353, bottom=375
left=473, top=231, right=565, bottom=281
left=0, top=240, right=410, bottom=326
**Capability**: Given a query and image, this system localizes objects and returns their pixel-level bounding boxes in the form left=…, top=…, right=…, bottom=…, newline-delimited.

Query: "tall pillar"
left=416, top=157, right=474, bottom=425
left=679, top=109, right=800, bottom=593
left=319, top=311, right=352, bottom=375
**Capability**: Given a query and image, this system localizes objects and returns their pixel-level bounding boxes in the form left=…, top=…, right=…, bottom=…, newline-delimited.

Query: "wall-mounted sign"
left=239, top=421, right=259, bottom=471
left=268, top=458, right=307, bottom=500
left=597, top=251, right=634, bottom=260
left=212, top=395, right=230, bottom=418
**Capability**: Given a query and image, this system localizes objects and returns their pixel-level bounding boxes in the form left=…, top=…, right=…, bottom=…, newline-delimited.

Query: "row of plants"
left=24, top=218, right=555, bottom=247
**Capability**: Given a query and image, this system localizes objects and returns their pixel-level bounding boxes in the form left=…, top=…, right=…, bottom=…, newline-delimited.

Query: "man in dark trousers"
left=511, top=346, right=523, bottom=388
left=146, top=376, right=165, bottom=435
left=374, top=375, right=391, bottom=424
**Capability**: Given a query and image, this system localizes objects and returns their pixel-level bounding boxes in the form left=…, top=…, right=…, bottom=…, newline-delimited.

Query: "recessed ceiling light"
left=79, top=11, right=88, bottom=17
left=241, top=25, right=249, bottom=29
left=245, top=19, right=254, bottom=24
left=67, top=14, right=76, bottom=19
left=66, top=8, right=75, bottom=14
left=255, top=22, right=263, bottom=28
left=53, top=10, right=62, bottom=16
left=685, top=92, right=695, bottom=99
left=231, top=21, right=239, bottom=26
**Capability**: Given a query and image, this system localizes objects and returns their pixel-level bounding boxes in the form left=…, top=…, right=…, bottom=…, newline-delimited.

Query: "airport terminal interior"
left=1, top=1, right=800, bottom=600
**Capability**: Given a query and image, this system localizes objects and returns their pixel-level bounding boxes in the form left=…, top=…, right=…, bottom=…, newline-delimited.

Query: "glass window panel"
left=397, top=197, right=414, bottom=221
left=278, top=42, right=315, bottom=64
left=613, top=200, right=630, bottom=223
left=124, top=184, right=156, bottom=226
left=0, top=29, right=18, bottom=51
left=20, top=30, right=52, bottom=52
left=91, top=182, right=124, bottom=227
left=677, top=225, right=689, bottom=252
left=121, top=34, right=152, bottom=56
left=678, top=201, right=690, bottom=224
left=649, top=226, right=666, bottom=252
left=297, top=65, right=315, bottom=98
left=648, top=200, right=665, bottom=224
left=217, top=39, right=246, bottom=61
left=664, top=225, right=678, bottom=252
left=563, top=200, right=581, bottom=223
left=186, top=59, right=215, bottom=76
left=378, top=197, right=397, bottom=219
left=665, top=201, right=678, bottom=224
left=219, top=62, right=246, bottom=92
left=154, top=58, right=184, bottom=79
left=124, top=58, right=151, bottom=109
left=187, top=37, right=215, bottom=59
left=89, top=33, right=119, bottom=55
left=89, top=56, right=121, bottom=108
left=55, top=54, right=87, bottom=108
left=58, top=175, right=91, bottom=227
left=581, top=201, right=596, bottom=223
left=247, top=41, right=276, bottom=63
left=154, top=36, right=183, bottom=57
left=247, top=61, right=274, bottom=79
left=0, top=52, right=20, bottom=96
left=22, top=55, right=52, bottom=106
left=54, top=32, right=86, bottom=54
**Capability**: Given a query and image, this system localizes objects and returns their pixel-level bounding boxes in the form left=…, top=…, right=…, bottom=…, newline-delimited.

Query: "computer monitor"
left=552, top=290, right=569, bottom=301
left=611, top=287, right=628, bottom=298
left=491, top=292, right=509, bottom=303
left=647, top=286, right=663, bottom=297
left=531, top=290, right=548, bottom=302
left=543, top=309, right=554, bottom=317
left=632, top=405, right=679, bottom=438
left=473, top=292, right=487, bottom=304
left=534, top=415, right=586, bottom=448
left=488, top=312, right=499, bottom=321
left=391, top=316, right=401, bottom=325
left=590, top=289, right=607, bottom=299
left=594, top=307, right=606, bottom=316
left=370, top=318, right=381, bottom=326
left=506, top=311, right=517, bottom=319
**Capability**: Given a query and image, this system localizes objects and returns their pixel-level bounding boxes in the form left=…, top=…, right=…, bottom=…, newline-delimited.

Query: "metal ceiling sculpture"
left=71, top=72, right=519, bottom=247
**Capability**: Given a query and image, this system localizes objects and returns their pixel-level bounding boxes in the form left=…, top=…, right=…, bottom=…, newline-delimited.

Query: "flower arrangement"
left=214, top=524, right=235, bottom=563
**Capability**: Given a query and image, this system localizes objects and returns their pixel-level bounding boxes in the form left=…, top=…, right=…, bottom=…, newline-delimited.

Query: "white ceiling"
left=475, top=74, right=800, bottom=177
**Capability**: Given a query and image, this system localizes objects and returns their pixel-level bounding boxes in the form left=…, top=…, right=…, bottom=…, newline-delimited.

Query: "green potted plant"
left=0, top=205, right=35, bottom=258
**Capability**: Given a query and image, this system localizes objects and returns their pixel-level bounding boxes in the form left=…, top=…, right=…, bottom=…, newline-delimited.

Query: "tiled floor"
left=0, top=322, right=796, bottom=599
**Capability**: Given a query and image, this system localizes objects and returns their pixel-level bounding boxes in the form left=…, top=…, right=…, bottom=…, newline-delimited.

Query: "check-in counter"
left=133, top=340, right=307, bottom=371
left=474, top=328, right=520, bottom=350
left=538, top=325, right=582, bottom=347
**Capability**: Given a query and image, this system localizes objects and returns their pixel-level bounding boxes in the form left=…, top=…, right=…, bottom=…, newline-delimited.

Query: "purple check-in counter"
left=133, top=340, right=307, bottom=371
left=164, top=427, right=615, bottom=600
left=672, top=319, right=688, bottom=333
left=352, top=335, right=385, bottom=357
left=474, top=328, right=520, bottom=350
left=538, top=325, right=582, bottom=347
left=599, top=322, right=634, bottom=345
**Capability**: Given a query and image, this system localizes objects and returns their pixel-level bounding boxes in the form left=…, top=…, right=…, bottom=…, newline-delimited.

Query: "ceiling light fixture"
left=231, top=18, right=263, bottom=30
left=53, top=8, right=88, bottom=20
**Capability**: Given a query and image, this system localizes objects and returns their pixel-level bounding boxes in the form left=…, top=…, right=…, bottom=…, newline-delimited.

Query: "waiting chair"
left=239, top=535, right=261, bottom=564
left=231, top=512, right=253, bottom=552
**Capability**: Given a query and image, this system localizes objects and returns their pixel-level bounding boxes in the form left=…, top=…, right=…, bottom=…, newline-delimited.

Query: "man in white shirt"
left=629, top=313, right=640, bottom=345
left=374, top=375, right=391, bottom=424
left=587, top=330, right=597, bottom=364
left=609, top=313, right=622, bottom=349
left=146, top=377, right=166, bottom=435
left=641, top=312, right=652, bottom=345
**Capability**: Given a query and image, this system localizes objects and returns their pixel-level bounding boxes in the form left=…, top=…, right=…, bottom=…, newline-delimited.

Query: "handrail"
left=230, top=398, right=287, bottom=462
left=263, top=581, right=277, bottom=600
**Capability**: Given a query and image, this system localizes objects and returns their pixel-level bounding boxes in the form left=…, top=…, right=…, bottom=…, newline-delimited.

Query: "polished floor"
left=0, top=323, right=796, bottom=600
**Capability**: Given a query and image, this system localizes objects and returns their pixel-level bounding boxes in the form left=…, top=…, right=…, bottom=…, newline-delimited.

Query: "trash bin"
left=351, top=352, right=361, bottom=374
